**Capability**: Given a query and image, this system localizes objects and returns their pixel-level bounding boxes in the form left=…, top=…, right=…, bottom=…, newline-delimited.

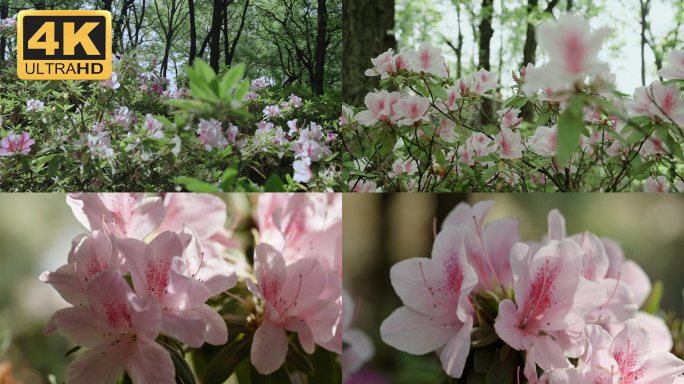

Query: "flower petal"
left=251, top=320, right=288, bottom=375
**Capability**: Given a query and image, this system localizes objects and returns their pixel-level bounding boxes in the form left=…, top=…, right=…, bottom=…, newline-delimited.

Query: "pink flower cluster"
left=41, top=193, right=242, bottom=384
left=381, top=200, right=684, bottom=382
left=197, top=118, right=238, bottom=151
left=0, top=131, right=35, bottom=156
left=251, top=78, right=267, bottom=91
left=250, top=194, right=342, bottom=374
left=0, top=15, right=16, bottom=31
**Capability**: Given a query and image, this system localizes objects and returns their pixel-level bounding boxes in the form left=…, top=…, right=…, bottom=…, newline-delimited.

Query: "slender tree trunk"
left=209, top=0, right=223, bottom=72
left=103, top=0, right=113, bottom=11
left=522, top=0, right=539, bottom=67
left=198, top=28, right=212, bottom=60
left=457, top=4, right=462, bottom=79
left=226, top=0, right=249, bottom=68
left=567, top=0, right=572, bottom=11
left=0, top=0, right=7, bottom=62
left=113, top=0, right=133, bottom=53
left=313, top=0, right=328, bottom=96
left=342, top=0, right=396, bottom=106
left=478, top=0, right=494, bottom=120
left=640, top=0, right=649, bottom=86
left=189, top=0, right=197, bottom=65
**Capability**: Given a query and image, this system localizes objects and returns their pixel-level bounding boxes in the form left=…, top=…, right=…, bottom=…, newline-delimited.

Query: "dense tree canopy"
left=0, top=0, right=342, bottom=94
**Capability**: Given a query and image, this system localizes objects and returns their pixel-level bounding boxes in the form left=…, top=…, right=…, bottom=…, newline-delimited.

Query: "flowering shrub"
left=0, top=20, right=343, bottom=192
left=40, top=193, right=342, bottom=383
left=376, top=199, right=684, bottom=383
left=341, top=14, right=684, bottom=192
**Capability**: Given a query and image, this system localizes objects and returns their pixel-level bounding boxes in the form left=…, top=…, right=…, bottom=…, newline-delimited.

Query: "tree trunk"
left=226, top=0, right=249, bottom=68
left=640, top=0, right=648, bottom=86
left=209, top=0, right=223, bottom=72
left=0, top=0, right=7, bottom=62
left=478, top=0, right=494, bottom=121
left=103, top=0, right=113, bottom=11
left=567, top=0, right=572, bottom=11
left=113, top=0, right=133, bottom=54
left=521, top=0, right=539, bottom=67
left=456, top=4, right=463, bottom=79
left=313, top=0, right=328, bottom=96
left=342, top=0, right=396, bottom=107
left=189, top=0, right=197, bottom=65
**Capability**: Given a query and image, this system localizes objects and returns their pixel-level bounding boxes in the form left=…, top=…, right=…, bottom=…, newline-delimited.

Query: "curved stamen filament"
left=433, top=217, right=437, bottom=239
left=192, top=251, right=205, bottom=278
left=522, top=259, right=550, bottom=328
left=283, top=274, right=303, bottom=313
left=600, top=271, right=621, bottom=310
left=419, top=262, right=459, bottom=311
left=472, top=216, right=503, bottom=291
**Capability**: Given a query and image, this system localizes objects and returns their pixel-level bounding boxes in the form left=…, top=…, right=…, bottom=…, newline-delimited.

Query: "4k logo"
left=17, top=10, right=112, bottom=80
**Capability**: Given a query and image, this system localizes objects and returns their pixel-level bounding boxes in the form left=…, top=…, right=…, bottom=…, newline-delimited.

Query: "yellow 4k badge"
left=17, top=10, right=112, bottom=80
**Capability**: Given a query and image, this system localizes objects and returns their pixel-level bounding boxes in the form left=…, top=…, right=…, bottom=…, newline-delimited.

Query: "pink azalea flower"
left=25, top=99, right=44, bottom=112
left=472, top=68, right=499, bottom=92
left=585, top=320, right=684, bottom=384
left=143, top=114, right=164, bottom=138
left=441, top=200, right=521, bottom=291
left=657, top=49, right=684, bottom=80
left=104, top=73, right=120, bottom=90
left=436, top=117, right=458, bottom=142
left=263, top=105, right=282, bottom=119
left=53, top=270, right=175, bottom=384
left=647, top=81, right=684, bottom=124
left=529, top=125, right=559, bottom=157
left=643, top=135, right=669, bottom=156
left=342, top=289, right=374, bottom=381
left=625, top=85, right=655, bottom=117
left=348, top=180, right=377, bottom=192
left=113, top=106, right=133, bottom=128
left=643, top=176, right=670, bottom=193
left=340, top=106, right=355, bottom=126
left=41, top=230, right=124, bottom=333
left=66, top=193, right=166, bottom=240
left=197, top=118, right=228, bottom=151
left=251, top=78, right=267, bottom=91
left=388, top=158, right=418, bottom=178
left=493, top=239, right=606, bottom=384
left=497, top=108, right=523, bottom=130
left=113, top=231, right=228, bottom=348
left=365, top=49, right=395, bottom=77
left=523, top=14, right=613, bottom=94
left=406, top=42, right=447, bottom=77
left=293, top=139, right=322, bottom=161
left=603, top=312, right=674, bottom=353
left=494, top=127, right=523, bottom=159
left=243, top=91, right=258, bottom=101
left=396, top=95, right=430, bottom=126
left=226, top=124, right=238, bottom=143
left=0, top=131, right=35, bottom=156
left=355, top=91, right=392, bottom=126
left=293, top=157, right=314, bottom=182
left=155, top=193, right=241, bottom=259
left=439, top=86, right=463, bottom=111
left=246, top=244, right=341, bottom=374
left=380, top=226, right=478, bottom=378
left=289, top=94, right=303, bottom=107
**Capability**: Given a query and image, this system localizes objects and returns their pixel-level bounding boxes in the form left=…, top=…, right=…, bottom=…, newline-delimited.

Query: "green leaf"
left=176, top=177, right=219, bottom=192
left=65, top=345, right=81, bottom=358
left=629, top=160, right=655, bottom=178
left=220, top=162, right=240, bottom=191
left=485, top=345, right=516, bottom=384
left=220, top=64, right=246, bottom=97
left=47, top=155, right=61, bottom=177
left=471, top=326, right=500, bottom=348
left=203, top=338, right=252, bottom=384
left=481, top=165, right=498, bottom=182
left=264, top=175, right=286, bottom=192
left=474, top=344, right=498, bottom=373
left=307, top=348, right=341, bottom=384
left=286, top=347, right=315, bottom=376
left=0, top=330, right=11, bottom=357
left=626, top=128, right=647, bottom=145
left=536, top=110, right=551, bottom=126
left=427, top=82, right=449, bottom=101
left=643, top=280, right=663, bottom=314
left=157, top=340, right=196, bottom=384
left=556, top=95, right=586, bottom=164
left=504, top=96, right=526, bottom=108
left=664, top=133, right=684, bottom=160
left=251, top=365, right=292, bottom=384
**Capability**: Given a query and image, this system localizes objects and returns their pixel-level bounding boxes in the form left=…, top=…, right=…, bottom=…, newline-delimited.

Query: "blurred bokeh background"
left=343, top=193, right=684, bottom=384
left=0, top=193, right=256, bottom=384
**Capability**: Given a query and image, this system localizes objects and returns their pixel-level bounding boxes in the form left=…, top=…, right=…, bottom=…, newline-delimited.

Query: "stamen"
left=599, top=271, right=621, bottom=310
left=473, top=216, right=503, bottom=292
left=192, top=251, right=205, bottom=278
left=419, top=262, right=458, bottom=311
left=225, top=291, right=247, bottom=304
left=517, top=366, right=521, bottom=384
left=522, top=260, right=550, bottom=328
left=283, top=274, right=303, bottom=312
left=433, top=217, right=437, bottom=239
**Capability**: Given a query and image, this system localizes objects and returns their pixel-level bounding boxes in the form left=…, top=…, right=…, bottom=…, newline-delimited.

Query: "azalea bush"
left=40, top=193, right=342, bottom=384
left=341, top=14, right=684, bottom=192
left=364, top=199, right=684, bottom=383
left=0, top=19, right=343, bottom=192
